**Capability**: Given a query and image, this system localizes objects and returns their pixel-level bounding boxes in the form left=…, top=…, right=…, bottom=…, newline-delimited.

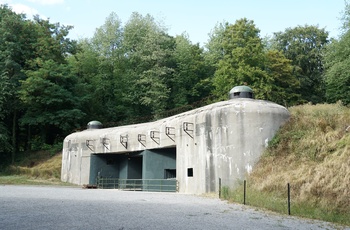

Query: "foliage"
left=20, top=61, right=84, bottom=128
left=272, top=25, right=329, bottom=103
left=0, top=72, right=12, bottom=154
left=212, top=18, right=266, bottom=100
left=210, top=18, right=300, bottom=104
left=323, top=39, right=350, bottom=105
left=0, top=4, right=39, bottom=163
left=323, top=2, right=350, bottom=105
left=340, top=0, right=350, bottom=35
left=18, top=16, right=83, bottom=143
left=71, top=13, right=128, bottom=124
left=170, top=34, right=212, bottom=107
left=123, top=12, right=174, bottom=118
left=263, top=50, right=301, bottom=106
left=204, top=22, right=227, bottom=74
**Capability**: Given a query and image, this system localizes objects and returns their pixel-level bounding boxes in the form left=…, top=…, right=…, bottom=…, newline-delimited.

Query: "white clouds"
left=9, top=3, right=39, bottom=17
left=26, top=0, right=64, bottom=5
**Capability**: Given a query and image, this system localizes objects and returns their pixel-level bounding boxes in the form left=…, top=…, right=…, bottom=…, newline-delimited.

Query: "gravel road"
left=0, top=185, right=347, bottom=230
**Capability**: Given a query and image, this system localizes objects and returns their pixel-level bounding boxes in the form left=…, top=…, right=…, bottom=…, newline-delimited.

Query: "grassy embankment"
left=222, top=102, right=350, bottom=226
left=0, top=149, right=70, bottom=186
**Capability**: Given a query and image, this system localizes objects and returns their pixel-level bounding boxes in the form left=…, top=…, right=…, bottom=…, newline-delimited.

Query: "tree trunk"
left=11, top=111, right=16, bottom=164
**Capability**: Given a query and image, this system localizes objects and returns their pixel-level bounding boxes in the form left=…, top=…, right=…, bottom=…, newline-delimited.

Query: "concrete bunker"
left=61, top=86, right=290, bottom=194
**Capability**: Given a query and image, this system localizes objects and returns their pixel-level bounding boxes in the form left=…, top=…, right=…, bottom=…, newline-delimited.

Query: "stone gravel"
left=0, top=185, right=347, bottom=230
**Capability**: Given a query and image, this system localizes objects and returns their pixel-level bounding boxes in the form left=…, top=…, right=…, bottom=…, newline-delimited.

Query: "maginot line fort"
left=61, top=86, right=290, bottom=194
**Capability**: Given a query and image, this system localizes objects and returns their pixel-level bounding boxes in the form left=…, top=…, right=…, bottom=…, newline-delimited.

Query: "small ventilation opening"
left=187, top=168, right=193, bottom=177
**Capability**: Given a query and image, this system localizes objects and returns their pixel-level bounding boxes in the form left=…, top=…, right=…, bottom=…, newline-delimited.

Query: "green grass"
left=222, top=183, right=350, bottom=227
left=0, top=174, right=73, bottom=186
left=222, top=185, right=288, bottom=214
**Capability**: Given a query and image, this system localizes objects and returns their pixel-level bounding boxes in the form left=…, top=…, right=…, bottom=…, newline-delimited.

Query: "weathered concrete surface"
left=0, top=185, right=344, bottom=230
left=61, top=98, right=290, bottom=194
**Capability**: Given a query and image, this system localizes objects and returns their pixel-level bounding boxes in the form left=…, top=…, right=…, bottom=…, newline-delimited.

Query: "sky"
left=0, top=0, right=347, bottom=46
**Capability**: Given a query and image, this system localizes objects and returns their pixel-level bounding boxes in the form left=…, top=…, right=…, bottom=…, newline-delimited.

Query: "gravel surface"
left=0, top=185, right=347, bottom=230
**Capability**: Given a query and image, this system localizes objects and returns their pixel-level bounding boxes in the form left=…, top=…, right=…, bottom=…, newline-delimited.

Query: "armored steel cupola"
left=229, top=85, right=254, bottom=99
left=87, top=120, right=103, bottom=129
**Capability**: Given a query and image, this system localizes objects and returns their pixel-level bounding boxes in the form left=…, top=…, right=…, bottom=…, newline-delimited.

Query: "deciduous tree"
left=272, top=25, right=329, bottom=103
left=264, top=50, right=301, bottom=106
left=19, top=16, right=83, bottom=145
left=123, top=12, right=173, bottom=118
left=212, top=18, right=268, bottom=100
left=171, top=34, right=211, bottom=107
left=0, top=4, right=37, bottom=162
left=323, top=2, right=350, bottom=105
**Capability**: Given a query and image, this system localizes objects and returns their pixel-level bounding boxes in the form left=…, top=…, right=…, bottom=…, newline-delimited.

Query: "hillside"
left=225, top=102, right=350, bottom=226
left=0, top=151, right=64, bottom=185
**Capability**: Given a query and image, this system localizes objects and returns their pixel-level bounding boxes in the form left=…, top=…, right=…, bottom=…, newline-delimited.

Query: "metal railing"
left=96, top=178, right=178, bottom=192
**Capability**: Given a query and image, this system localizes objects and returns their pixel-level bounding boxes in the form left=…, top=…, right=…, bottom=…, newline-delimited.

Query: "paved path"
left=0, top=185, right=347, bottom=230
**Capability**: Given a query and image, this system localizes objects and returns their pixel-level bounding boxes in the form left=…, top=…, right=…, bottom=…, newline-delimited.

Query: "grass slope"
left=222, top=102, right=350, bottom=226
left=0, top=152, right=69, bottom=186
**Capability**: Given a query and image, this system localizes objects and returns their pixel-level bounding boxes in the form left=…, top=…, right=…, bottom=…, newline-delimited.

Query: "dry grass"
left=0, top=152, right=75, bottom=186
left=227, top=102, right=350, bottom=226
left=4, top=152, right=62, bottom=179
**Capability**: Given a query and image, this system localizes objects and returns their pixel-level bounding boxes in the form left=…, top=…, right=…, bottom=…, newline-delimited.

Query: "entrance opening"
left=90, top=147, right=177, bottom=191
left=127, top=156, right=142, bottom=179
left=164, top=169, right=176, bottom=179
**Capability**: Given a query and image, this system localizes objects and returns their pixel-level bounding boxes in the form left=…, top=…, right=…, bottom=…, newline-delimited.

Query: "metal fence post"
left=243, top=180, right=246, bottom=205
left=287, top=183, right=291, bottom=215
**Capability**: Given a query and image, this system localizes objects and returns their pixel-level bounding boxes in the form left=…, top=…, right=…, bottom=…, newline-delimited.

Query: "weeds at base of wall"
left=221, top=185, right=350, bottom=227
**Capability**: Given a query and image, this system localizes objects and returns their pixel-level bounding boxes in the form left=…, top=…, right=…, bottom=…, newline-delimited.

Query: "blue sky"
left=0, top=0, right=346, bottom=46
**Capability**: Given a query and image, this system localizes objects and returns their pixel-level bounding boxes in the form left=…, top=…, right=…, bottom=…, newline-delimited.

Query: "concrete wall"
left=61, top=98, right=290, bottom=194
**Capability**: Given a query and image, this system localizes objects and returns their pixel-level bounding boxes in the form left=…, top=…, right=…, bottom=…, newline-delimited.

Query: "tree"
left=81, top=12, right=129, bottom=123
left=323, top=1, right=350, bottom=105
left=67, top=40, right=100, bottom=123
left=272, top=25, right=329, bottom=103
left=264, top=50, right=301, bottom=106
left=20, top=60, right=85, bottom=144
left=212, top=18, right=269, bottom=100
left=204, top=22, right=228, bottom=72
left=19, top=16, right=82, bottom=145
left=170, top=34, right=211, bottom=107
left=0, top=72, right=12, bottom=165
left=123, top=12, right=174, bottom=118
left=0, top=4, right=38, bottom=162
left=28, top=16, right=77, bottom=65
